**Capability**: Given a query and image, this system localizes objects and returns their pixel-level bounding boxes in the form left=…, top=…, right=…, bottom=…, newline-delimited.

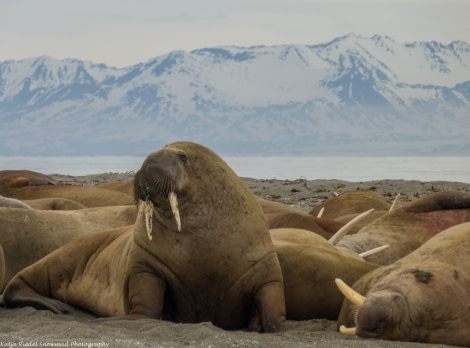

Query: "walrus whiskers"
left=168, top=192, right=181, bottom=232
left=335, top=278, right=365, bottom=307
left=359, top=244, right=390, bottom=258
left=328, top=209, right=374, bottom=245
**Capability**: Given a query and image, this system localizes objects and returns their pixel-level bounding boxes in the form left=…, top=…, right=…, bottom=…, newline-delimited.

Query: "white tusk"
left=359, top=244, right=390, bottom=258
left=328, top=209, right=374, bottom=245
left=168, top=192, right=182, bottom=232
left=389, top=193, right=401, bottom=212
left=339, top=325, right=357, bottom=335
left=143, top=199, right=154, bottom=241
left=317, top=207, right=324, bottom=218
left=335, top=278, right=365, bottom=307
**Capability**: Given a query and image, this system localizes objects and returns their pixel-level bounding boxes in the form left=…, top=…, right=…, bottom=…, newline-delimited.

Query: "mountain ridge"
left=1, top=34, right=469, bottom=156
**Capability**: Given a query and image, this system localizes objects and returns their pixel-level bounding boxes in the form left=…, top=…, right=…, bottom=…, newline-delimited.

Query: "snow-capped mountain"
left=1, top=34, right=469, bottom=156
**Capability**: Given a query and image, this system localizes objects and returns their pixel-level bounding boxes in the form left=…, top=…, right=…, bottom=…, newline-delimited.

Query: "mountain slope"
left=1, top=34, right=469, bottom=156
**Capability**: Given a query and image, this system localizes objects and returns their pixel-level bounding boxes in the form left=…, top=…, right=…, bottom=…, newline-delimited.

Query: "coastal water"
left=1, top=156, right=469, bottom=183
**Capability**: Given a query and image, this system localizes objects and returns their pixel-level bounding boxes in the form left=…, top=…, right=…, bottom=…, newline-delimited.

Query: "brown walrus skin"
left=337, top=222, right=470, bottom=346
left=0, top=170, right=57, bottom=189
left=271, top=228, right=379, bottom=320
left=0, top=205, right=137, bottom=290
left=337, top=191, right=470, bottom=265
left=309, top=191, right=392, bottom=220
left=23, top=197, right=87, bottom=210
left=0, top=207, right=374, bottom=322
left=0, top=170, right=133, bottom=207
left=266, top=211, right=363, bottom=239
left=2, top=142, right=286, bottom=332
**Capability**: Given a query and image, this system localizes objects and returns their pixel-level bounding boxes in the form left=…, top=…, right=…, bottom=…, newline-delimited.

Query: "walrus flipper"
left=248, top=281, right=286, bottom=333
left=2, top=277, right=75, bottom=314
left=127, top=271, right=167, bottom=319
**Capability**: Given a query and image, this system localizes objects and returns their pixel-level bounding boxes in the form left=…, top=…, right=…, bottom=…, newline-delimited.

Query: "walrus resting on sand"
left=0, top=205, right=137, bottom=290
left=336, top=221, right=470, bottom=346
left=270, top=228, right=380, bottom=320
left=2, top=142, right=286, bottom=332
left=336, top=191, right=470, bottom=265
left=309, top=191, right=392, bottom=219
left=0, top=170, right=133, bottom=207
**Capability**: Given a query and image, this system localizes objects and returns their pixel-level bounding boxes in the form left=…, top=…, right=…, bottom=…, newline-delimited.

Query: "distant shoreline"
left=50, top=173, right=470, bottom=213
left=4, top=155, right=470, bottom=183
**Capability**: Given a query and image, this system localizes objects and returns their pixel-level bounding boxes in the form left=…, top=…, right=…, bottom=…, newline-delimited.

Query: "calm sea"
left=1, top=156, right=469, bottom=183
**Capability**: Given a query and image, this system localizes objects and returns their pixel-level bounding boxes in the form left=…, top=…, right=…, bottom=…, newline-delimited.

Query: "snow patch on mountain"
left=0, top=34, right=469, bottom=156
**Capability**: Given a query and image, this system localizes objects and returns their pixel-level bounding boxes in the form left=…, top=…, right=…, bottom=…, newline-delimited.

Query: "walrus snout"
left=134, top=149, right=187, bottom=235
left=336, top=280, right=404, bottom=338
left=354, top=291, right=407, bottom=340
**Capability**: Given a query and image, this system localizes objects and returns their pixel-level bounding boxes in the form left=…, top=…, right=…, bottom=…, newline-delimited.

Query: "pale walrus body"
left=0, top=195, right=32, bottom=209
left=2, top=142, right=286, bottom=332
left=336, top=221, right=470, bottom=346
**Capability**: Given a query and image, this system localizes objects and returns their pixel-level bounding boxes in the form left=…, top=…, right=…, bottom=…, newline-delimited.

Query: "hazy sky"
left=1, top=0, right=469, bottom=67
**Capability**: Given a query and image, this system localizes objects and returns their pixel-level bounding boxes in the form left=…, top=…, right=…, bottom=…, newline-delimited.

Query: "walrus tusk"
left=389, top=193, right=401, bottom=212
left=144, top=199, right=154, bottom=241
left=328, top=209, right=374, bottom=245
left=335, top=278, right=365, bottom=307
left=339, top=325, right=357, bottom=335
left=168, top=192, right=182, bottom=232
left=359, top=244, right=390, bottom=258
left=316, top=207, right=324, bottom=218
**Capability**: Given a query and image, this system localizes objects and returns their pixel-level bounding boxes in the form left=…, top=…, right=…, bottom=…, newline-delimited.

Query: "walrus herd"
left=1, top=141, right=470, bottom=346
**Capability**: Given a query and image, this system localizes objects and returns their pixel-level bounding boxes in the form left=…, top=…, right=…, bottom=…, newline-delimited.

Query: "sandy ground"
left=2, top=173, right=469, bottom=348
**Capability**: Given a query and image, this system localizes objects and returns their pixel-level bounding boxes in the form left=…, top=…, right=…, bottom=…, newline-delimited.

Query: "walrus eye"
left=177, top=152, right=188, bottom=164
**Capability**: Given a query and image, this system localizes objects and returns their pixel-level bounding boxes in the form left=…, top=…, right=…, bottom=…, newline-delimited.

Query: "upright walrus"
left=2, top=142, right=286, bottom=332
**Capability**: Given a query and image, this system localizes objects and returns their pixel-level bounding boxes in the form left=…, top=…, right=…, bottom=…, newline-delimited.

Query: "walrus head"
left=134, top=146, right=189, bottom=238
left=335, top=278, right=435, bottom=342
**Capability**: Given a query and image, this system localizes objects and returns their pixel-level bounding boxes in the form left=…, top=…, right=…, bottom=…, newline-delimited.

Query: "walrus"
left=24, top=197, right=87, bottom=210
left=2, top=142, right=286, bottom=332
left=255, top=196, right=305, bottom=214
left=0, top=170, right=133, bottom=207
left=0, top=194, right=88, bottom=211
left=0, top=170, right=56, bottom=190
left=270, top=228, right=380, bottom=320
left=0, top=196, right=375, bottom=323
left=336, top=191, right=470, bottom=265
left=0, top=205, right=137, bottom=289
left=309, top=191, right=393, bottom=220
left=0, top=195, right=32, bottom=209
left=265, top=211, right=361, bottom=239
left=336, top=221, right=470, bottom=346
left=96, top=180, right=134, bottom=196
